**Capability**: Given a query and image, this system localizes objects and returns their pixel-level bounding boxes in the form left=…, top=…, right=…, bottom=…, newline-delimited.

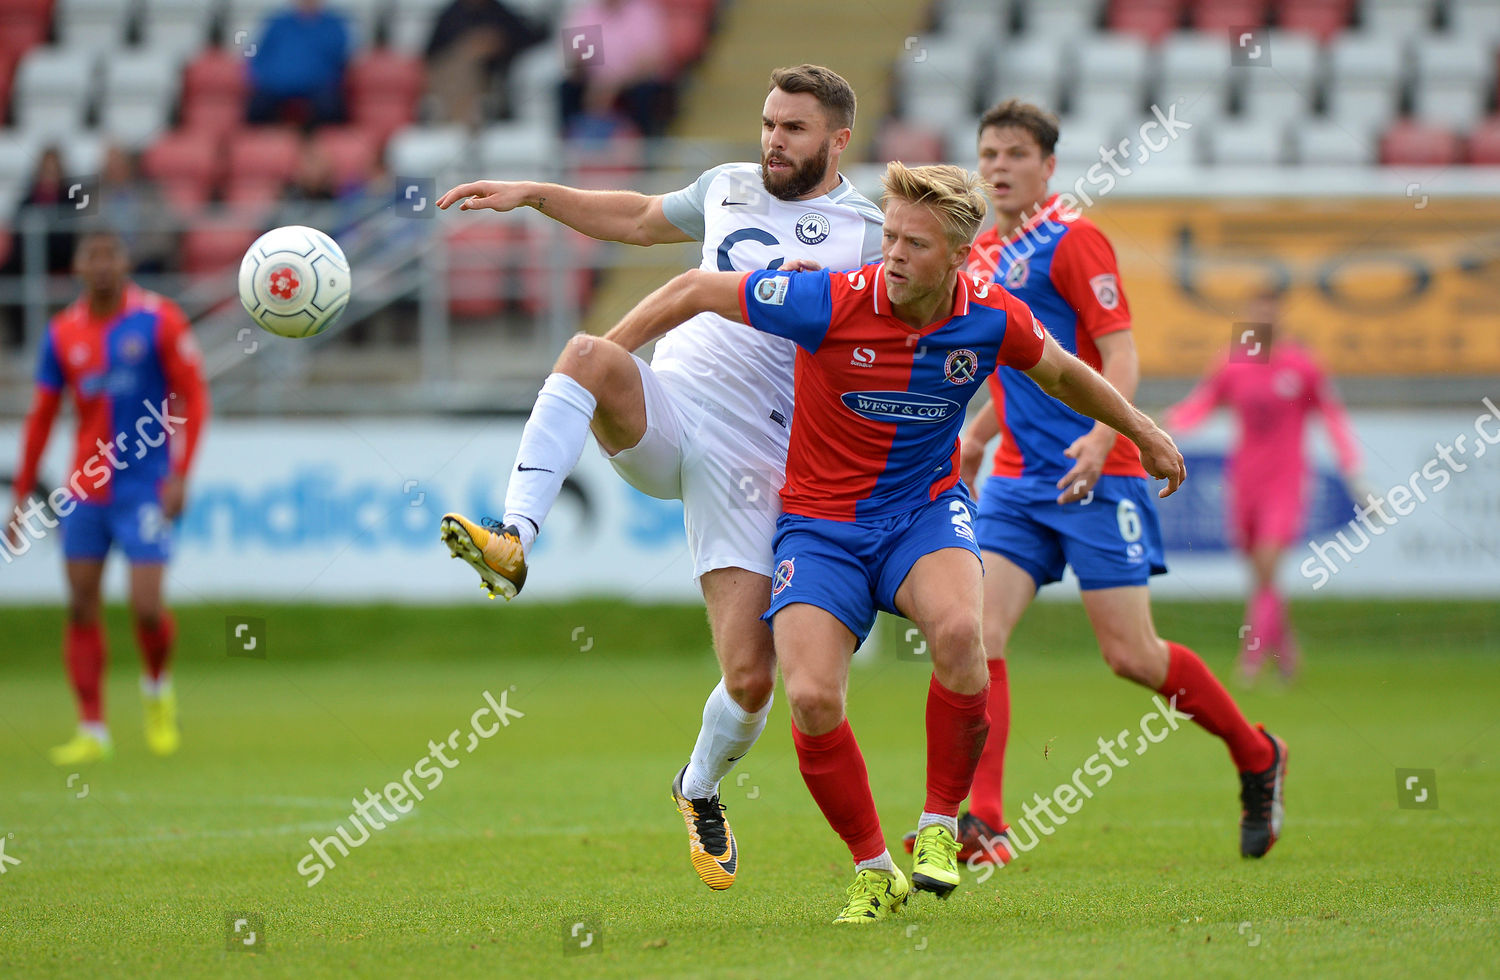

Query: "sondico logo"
left=851, top=347, right=876, bottom=368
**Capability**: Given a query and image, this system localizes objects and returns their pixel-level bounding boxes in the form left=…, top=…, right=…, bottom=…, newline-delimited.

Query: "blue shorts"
left=766, top=488, right=981, bottom=643
left=975, top=474, right=1166, bottom=591
left=60, top=484, right=172, bottom=563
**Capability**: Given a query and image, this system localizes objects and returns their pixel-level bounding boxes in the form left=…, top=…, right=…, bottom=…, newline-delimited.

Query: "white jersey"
left=657, top=162, right=884, bottom=443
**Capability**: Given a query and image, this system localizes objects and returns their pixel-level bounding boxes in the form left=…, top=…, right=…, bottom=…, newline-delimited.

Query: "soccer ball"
left=238, top=225, right=351, bottom=338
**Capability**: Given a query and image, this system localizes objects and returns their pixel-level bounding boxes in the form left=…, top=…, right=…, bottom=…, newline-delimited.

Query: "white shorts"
left=604, top=355, right=788, bottom=580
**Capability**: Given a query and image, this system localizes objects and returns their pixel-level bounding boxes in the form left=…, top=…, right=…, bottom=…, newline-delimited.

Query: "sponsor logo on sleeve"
left=754, top=275, right=791, bottom=306
left=1089, top=273, right=1120, bottom=310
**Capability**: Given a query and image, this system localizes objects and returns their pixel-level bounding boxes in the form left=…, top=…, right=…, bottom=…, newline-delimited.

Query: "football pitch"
left=1, top=599, right=1495, bottom=978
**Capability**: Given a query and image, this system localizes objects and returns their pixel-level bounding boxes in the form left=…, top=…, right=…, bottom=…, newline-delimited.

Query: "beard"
left=762, top=141, right=830, bottom=200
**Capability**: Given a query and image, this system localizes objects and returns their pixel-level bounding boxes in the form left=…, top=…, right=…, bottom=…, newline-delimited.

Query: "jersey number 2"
left=951, top=501, right=975, bottom=544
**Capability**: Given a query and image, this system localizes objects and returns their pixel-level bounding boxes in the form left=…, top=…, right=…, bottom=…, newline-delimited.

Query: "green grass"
left=0, top=599, right=1496, bottom=979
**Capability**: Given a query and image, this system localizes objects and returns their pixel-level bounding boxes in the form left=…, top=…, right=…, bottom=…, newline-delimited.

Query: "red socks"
left=135, top=613, right=176, bottom=681
left=1159, top=641, right=1272, bottom=772
left=791, top=719, right=886, bottom=863
left=966, top=659, right=1010, bottom=831
left=65, top=622, right=106, bottom=723
left=924, top=674, right=990, bottom=817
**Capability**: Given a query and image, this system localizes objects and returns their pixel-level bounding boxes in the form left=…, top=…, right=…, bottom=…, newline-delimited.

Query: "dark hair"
left=769, top=64, right=856, bottom=131
left=977, top=98, right=1059, bottom=157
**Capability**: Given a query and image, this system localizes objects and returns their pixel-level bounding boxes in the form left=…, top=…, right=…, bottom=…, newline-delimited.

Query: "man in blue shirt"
left=247, top=0, right=351, bottom=125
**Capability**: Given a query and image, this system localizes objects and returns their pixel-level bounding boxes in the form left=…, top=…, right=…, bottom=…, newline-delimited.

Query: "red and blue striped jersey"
left=967, top=195, right=1145, bottom=480
left=739, top=262, right=1046, bottom=521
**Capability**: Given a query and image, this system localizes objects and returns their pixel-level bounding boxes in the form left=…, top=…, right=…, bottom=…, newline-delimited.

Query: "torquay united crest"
left=944, top=349, right=978, bottom=384
left=795, top=212, right=830, bottom=245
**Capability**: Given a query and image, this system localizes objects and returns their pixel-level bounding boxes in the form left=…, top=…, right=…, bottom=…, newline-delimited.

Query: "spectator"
left=5, top=146, right=77, bottom=277
left=425, top=0, right=544, bottom=126
left=560, top=0, right=675, bottom=138
left=97, top=144, right=176, bottom=275
left=246, top=0, right=351, bottom=126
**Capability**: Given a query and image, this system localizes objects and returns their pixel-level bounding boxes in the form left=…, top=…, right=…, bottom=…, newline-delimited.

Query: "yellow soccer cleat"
left=833, top=866, right=910, bottom=924
left=143, top=685, right=180, bottom=757
left=670, top=766, right=737, bottom=890
left=910, top=824, right=962, bottom=898
left=48, top=729, right=113, bottom=767
left=439, top=513, right=528, bottom=600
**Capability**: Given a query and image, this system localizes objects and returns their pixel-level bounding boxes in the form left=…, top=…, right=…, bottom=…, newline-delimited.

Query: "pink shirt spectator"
left=565, top=0, right=667, bottom=88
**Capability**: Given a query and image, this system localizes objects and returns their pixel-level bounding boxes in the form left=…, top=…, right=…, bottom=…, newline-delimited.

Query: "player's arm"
left=603, top=269, right=748, bottom=351
left=1024, top=332, right=1185, bottom=497
left=1054, top=330, right=1139, bottom=502
left=1163, top=360, right=1227, bottom=434
left=958, top=393, right=999, bottom=491
left=436, top=181, right=692, bottom=246
left=1308, top=360, right=1367, bottom=498
left=7, top=333, right=64, bottom=547
left=156, top=302, right=211, bottom=520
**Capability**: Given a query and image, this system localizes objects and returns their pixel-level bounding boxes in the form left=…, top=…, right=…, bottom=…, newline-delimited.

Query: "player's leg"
left=1242, top=540, right=1284, bottom=680
left=440, top=335, right=652, bottom=599
left=891, top=542, right=990, bottom=898
left=49, top=557, right=112, bottom=765
left=669, top=566, right=776, bottom=891
left=129, top=561, right=180, bottom=756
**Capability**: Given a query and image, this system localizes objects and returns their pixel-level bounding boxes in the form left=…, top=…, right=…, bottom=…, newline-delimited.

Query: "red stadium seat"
left=1274, top=0, right=1352, bottom=42
left=1466, top=116, right=1500, bottom=165
left=226, top=127, right=302, bottom=186
left=313, top=126, right=381, bottom=187
left=445, top=223, right=510, bottom=318
left=181, top=48, right=249, bottom=135
left=516, top=226, right=597, bottom=317
left=1108, top=0, right=1184, bottom=43
left=0, top=0, right=51, bottom=61
left=664, top=13, right=712, bottom=72
left=143, top=129, right=223, bottom=205
left=1379, top=119, right=1463, bottom=165
left=874, top=119, right=944, bottom=164
left=181, top=220, right=260, bottom=275
left=350, top=98, right=415, bottom=146
left=347, top=49, right=424, bottom=111
left=0, top=50, right=18, bottom=124
left=1191, top=0, right=1267, bottom=32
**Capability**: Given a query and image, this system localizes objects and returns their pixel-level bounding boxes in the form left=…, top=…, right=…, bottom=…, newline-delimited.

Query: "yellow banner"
left=1087, top=199, right=1500, bottom=376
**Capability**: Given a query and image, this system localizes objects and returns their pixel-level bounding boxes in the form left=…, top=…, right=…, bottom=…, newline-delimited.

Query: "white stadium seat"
left=1205, top=120, right=1289, bottom=167
left=387, top=0, right=452, bottom=55
left=1236, top=32, right=1319, bottom=122
left=479, top=120, right=560, bottom=172
left=1157, top=32, right=1234, bottom=118
left=1020, top=0, right=1101, bottom=38
left=1412, top=37, right=1494, bottom=128
left=1359, top=0, right=1435, bottom=36
left=1448, top=0, right=1500, bottom=44
left=99, top=51, right=184, bottom=150
left=986, top=36, right=1071, bottom=116
left=13, top=48, right=98, bottom=140
left=138, top=0, right=221, bottom=61
left=897, top=38, right=986, bottom=131
left=386, top=125, right=473, bottom=181
left=1292, top=119, right=1378, bottom=166
left=1071, top=35, right=1149, bottom=121
left=510, top=45, right=564, bottom=125
left=56, top=0, right=134, bottom=56
left=1326, top=33, right=1405, bottom=133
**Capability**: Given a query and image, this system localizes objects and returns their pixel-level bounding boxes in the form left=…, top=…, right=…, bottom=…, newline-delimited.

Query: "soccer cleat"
left=48, top=729, right=113, bottom=767
left=833, top=866, right=910, bottom=924
left=910, top=824, right=962, bottom=897
left=142, top=686, right=180, bottom=757
left=1239, top=726, right=1288, bottom=858
left=670, top=766, right=737, bottom=890
left=902, top=812, right=1013, bottom=866
left=439, top=513, right=527, bottom=600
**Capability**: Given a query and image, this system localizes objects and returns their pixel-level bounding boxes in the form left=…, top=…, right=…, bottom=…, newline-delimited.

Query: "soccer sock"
left=917, top=812, right=959, bottom=837
left=1243, top=586, right=1276, bottom=672
left=65, top=622, right=107, bottom=724
left=502, top=373, right=597, bottom=554
left=923, top=674, right=990, bottom=818
left=683, top=678, right=772, bottom=800
left=967, top=658, right=1010, bottom=831
left=134, top=612, right=175, bottom=684
left=1158, top=641, right=1273, bottom=773
left=792, top=718, right=886, bottom=863
left=854, top=850, right=896, bottom=874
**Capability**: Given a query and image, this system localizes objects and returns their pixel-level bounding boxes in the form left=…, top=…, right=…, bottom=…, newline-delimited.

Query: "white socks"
left=917, top=812, right=958, bottom=837
left=81, top=721, right=110, bottom=743
left=503, top=373, right=597, bottom=554
left=140, top=673, right=171, bottom=698
left=682, top=679, right=772, bottom=800
left=855, top=850, right=896, bottom=874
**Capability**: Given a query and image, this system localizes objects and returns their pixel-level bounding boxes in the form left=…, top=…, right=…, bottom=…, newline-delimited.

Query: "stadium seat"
left=55, top=0, right=134, bottom=56
left=874, top=118, right=946, bottom=164
left=1379, top=118, right=1462, bottom=165
left=986, top=36, right=1070, bottom=115
left=313, top=126, right=381, bottom=187
left=1291, top=119, right=1376, bottom=165
left=1191, top=0, right=1267, bottom=32
left=348, top=49, right=426, bottom=110
left=182, top=218, right=261, bottom=276
left=1051, top=115, right=1121, bottom=170
left=142, top=128, right=222, bottom=208
left=0, top=132, right=40, bottom=189
left=12, top=47, right=97, bottom=140
left=1107, top=0, right=1183, bottom=43
left=1358, top=0, right=1434, bottom=36
left=1412, top=38, right=1494, bottom=128
left=664, top=11, right=713, bottom=74
left=1236, top=31, right=1318, bottom=122
left=1072, top=35, right=1149, bottom=121
left=445, top=222, right=511, bottom=317
left=478, top=120, right=560, bottom=172
left=0, top=50, right=19, bottom=126
left=99, top=52, right=184, bottom=150
left=1326, top=33, right=1404, bottom=133
left=385, top=125, right=472, bottom=182
left=1464, top=115, right=1500, bottom=164
left=509, top=46, right=565, bottom=125
left=181, top=48, right=250, bottom=136
left=139, top=0, right=219, bottom=62
left=896, top=37, right=986, bottom=132
left=1273, top=0, right=1354, bottom=42
left=1021, top=0, right=1102, bottom=37
left=515, top=224, right=598, bottom=317
left=0, top=5, right=50, bottom=63
left=386, top=0, right=452, bottom=55
left=225, top=127, right=302, bottom=202
left=1448, top=0, right=1500, bottom=44
left=1204, top=119, right=1288, bottom=165
left=1157, top=31, right=1234, bottom=116
left=938, top=0, right=1013, bottom=38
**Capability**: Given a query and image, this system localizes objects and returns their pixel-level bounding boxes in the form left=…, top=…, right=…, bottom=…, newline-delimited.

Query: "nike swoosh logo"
left=516, top=465, right=553, bottom=473
left=714, top=834, right=737, bottom=875
left=726, top=754, right=745, bottom=763
left=721, top=197, right=744, bottom=206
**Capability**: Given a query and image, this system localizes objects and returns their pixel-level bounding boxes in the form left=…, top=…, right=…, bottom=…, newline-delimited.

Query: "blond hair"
left=880, top=162, right=988, bottom=247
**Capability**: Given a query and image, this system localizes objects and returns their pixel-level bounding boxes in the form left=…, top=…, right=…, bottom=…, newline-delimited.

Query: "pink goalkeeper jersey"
left=1166, top=342, right=1360, bottom=498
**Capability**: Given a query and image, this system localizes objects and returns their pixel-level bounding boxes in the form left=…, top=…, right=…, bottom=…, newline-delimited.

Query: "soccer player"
left=434, top=65, right=884, bottom=890
left=5, top=229, right=209, bottom=766
left=905, top=100, right=1288, bottom=866
left=601, top=162, right=1185, bottom=922
left=1165, top=290, right=1364, bottom=682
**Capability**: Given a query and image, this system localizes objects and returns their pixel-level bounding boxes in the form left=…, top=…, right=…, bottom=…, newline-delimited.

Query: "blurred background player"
left=6, top=230, right=209, bottom=766
left=907, top=101, right=1287, bottom=865
left=599, top=161, right=1184, bottom=922
left=1166, top=291, right=1365, bottom=683
left=433, top=66, right=883, bottom=891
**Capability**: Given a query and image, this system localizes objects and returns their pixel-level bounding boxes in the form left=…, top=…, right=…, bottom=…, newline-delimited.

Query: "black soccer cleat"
left=1239, top=726, right=1288, bottom=858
